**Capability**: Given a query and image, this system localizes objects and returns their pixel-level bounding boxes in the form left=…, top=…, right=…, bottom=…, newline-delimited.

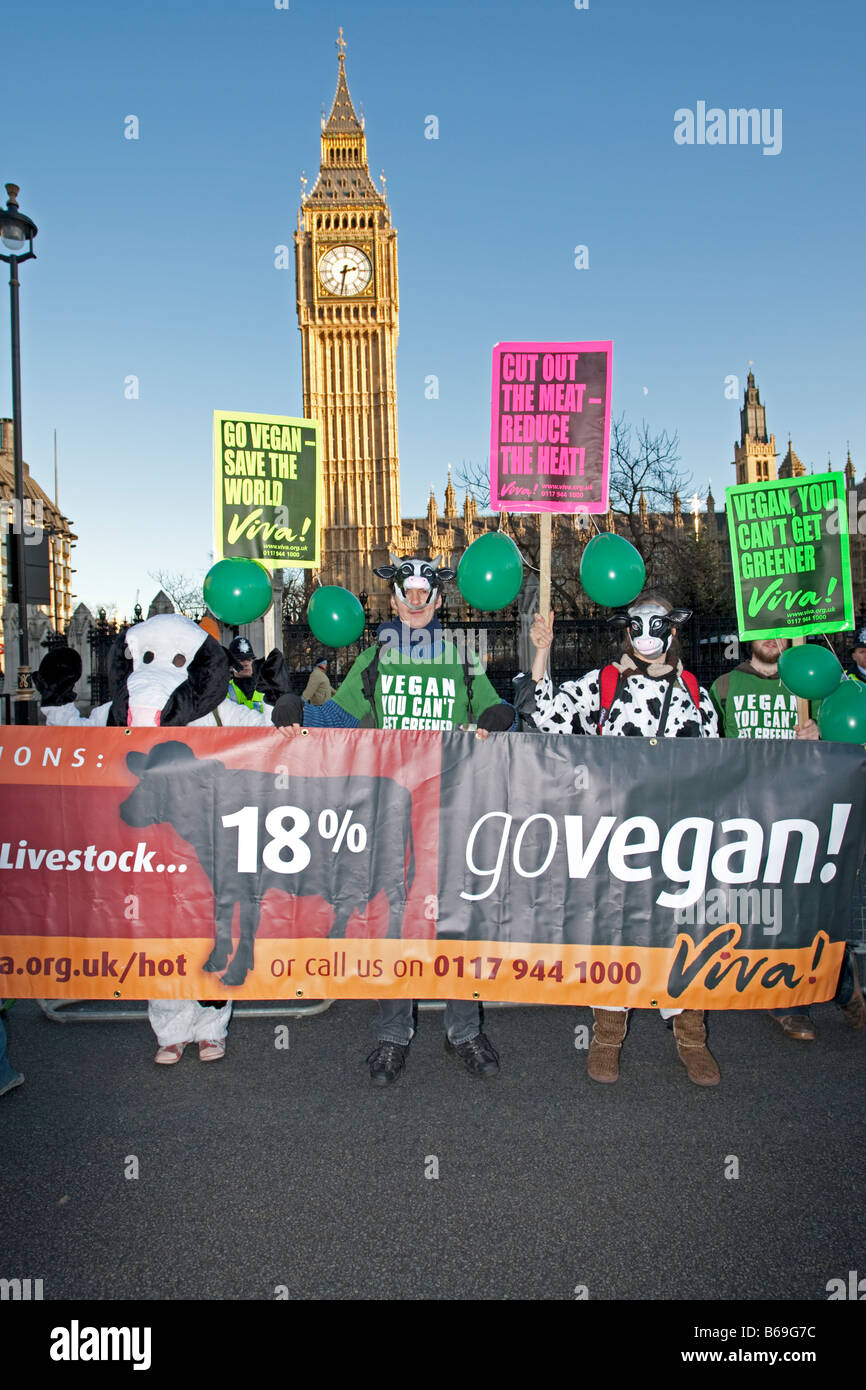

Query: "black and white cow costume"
left=517, top=594, right=721, bottom=1086
left=521, top=598, right=718, bottom=739
left=35, top=613, right=291, bottom=1064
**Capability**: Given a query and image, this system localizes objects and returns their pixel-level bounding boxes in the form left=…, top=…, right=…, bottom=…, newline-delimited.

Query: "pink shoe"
left=198, top=1039, right=226, bottom=1062
left=154, top=1042, right=187, bottom=1065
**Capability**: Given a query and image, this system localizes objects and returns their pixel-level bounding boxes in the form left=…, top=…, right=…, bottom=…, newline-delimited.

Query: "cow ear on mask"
left=667, top=608, right=692, bottom=628
left=608, top=610, right=631, bottom=631
left=160, top=636, right=230, bottom=726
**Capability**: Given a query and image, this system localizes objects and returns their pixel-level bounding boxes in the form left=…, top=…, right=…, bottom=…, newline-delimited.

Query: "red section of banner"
left=0, top=728, right=441, bottom=950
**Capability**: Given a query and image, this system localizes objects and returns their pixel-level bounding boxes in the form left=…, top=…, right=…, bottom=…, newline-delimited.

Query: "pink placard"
left=489, top=341, right=612, bottom=513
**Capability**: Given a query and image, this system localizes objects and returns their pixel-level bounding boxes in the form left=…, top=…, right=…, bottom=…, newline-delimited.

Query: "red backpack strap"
left=680, top=670, right=700, bottom=710
left=597, top=664, right=621, bottom=732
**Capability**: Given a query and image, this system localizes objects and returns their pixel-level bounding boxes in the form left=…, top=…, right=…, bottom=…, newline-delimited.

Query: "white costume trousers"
left=147, top=1000, right=232, bottom=1047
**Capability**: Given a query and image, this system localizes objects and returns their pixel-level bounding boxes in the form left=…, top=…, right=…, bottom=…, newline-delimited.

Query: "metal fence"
left=9, top=607, right=866, bottom=715
left=284, top=609, right=866, bottom=703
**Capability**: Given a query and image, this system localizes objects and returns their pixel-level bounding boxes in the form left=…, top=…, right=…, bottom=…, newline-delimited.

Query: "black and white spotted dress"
left=526, top=669, right=719, bottom=738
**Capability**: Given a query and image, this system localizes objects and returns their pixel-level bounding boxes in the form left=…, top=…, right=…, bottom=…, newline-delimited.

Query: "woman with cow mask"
left=516, top=593, right=722, bottom=1086
left=35, top=613, right=293, bottom=1066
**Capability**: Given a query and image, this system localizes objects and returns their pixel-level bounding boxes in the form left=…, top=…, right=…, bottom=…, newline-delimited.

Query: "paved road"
left=2, top=997, right=863, bottom=1301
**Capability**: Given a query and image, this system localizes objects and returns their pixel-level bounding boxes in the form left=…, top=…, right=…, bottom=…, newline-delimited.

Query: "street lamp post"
left=0, top=184, right=38, bottom=724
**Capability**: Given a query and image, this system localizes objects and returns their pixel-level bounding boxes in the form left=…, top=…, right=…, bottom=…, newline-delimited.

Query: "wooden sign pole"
left=791, top=634, right=809, bottom=726
left=539, top=512, right=552, bottom=620
left=536, top=511, right=553, bottom=675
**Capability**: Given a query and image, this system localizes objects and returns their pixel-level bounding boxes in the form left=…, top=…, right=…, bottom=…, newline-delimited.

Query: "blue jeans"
left=0, top=1011, right=21, bottom=1091
left=375, top=999, right=482, bottom=1047
left=772, top=946, right=859, bottom=1017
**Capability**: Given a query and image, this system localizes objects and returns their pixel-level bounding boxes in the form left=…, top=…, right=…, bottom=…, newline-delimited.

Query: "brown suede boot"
left=672, top=1010, right=720, bottom=1086
left=587, top=1008, right=628, bottom=1083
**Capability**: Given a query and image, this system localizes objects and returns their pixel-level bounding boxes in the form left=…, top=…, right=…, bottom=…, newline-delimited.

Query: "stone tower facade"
left=294, top=32, right=401, bottom=595
left=733, top=370, right=777, bottom=483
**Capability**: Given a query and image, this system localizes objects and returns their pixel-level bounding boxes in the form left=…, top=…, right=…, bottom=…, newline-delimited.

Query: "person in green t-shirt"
left=709, top=637, right=818, bottom=741
left=710, top=636, right=864, bottom=1040
left=281, top=555, right=517, bottom=1086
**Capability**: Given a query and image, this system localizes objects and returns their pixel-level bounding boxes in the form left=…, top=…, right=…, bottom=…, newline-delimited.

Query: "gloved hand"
left=256, top=650, right=291, bottom=705
left=33, top=648, right=82, bottom=706
left=477, top=702, right=516, bottom=732
left=271, top=693, right=304, bottom=727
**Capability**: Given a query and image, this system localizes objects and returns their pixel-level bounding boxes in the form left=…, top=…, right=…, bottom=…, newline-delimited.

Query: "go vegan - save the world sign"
left=213, top=410, right=320, bottom=569
left=726, top=472, right=854, bottom=640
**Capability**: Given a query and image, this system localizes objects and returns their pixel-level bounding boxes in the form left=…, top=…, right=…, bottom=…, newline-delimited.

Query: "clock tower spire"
left=294, top=32, right=401, bottom=594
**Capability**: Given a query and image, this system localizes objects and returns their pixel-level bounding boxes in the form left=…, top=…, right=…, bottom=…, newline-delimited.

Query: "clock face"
left=317, top=244, right=373, bottom=297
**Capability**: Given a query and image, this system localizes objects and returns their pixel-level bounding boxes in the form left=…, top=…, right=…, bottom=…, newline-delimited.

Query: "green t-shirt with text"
left=709, top=663, right=813, bottom=739
left=332, top=642, right=502, bottom=730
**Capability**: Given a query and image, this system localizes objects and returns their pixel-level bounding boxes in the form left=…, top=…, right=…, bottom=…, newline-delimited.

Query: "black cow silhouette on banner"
left=120, top=742, right=416, bottom=986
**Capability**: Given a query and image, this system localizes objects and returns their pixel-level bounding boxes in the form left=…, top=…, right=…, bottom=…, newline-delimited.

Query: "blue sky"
left=3, top=0, right=864, bottom=615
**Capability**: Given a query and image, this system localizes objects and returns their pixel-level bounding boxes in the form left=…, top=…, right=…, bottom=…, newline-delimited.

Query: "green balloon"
left=579, top=533, right=646, bottom=607
left=817, top=677, right=866, bottom=743
left=778, top=644, right=843, bottom=700
left=307, top=586, right=365, bottom=647
left=457, top=532, right=524, bottom=611
left=203, top=559, right=272, bottom=625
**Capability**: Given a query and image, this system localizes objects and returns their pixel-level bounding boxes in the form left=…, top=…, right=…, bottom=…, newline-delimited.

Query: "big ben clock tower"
left=295, top=30, right=401, bottom=594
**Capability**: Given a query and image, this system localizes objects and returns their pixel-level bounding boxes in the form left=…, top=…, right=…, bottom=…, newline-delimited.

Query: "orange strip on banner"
left=1, top=932, right=843, bottom=1010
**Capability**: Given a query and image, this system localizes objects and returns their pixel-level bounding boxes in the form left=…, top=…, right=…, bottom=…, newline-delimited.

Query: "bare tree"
left=607, top=416, right=693, bottom=576
left=148, top=570, right=204, bottom=617
left=281, top=568, right=307, bottom=622
left=667, top=525, right=733, bottom=615
left=452, top=458, right=490, bottom=511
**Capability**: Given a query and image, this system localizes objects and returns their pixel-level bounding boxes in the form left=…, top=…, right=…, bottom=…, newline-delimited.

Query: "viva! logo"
left=462, top=803, right=851, bottom=996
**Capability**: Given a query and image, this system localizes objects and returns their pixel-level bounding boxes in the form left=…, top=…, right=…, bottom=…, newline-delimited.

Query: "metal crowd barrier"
left=37, top=998, right=334, bottom=1023
left=36, top=997, right=518, bottom=1024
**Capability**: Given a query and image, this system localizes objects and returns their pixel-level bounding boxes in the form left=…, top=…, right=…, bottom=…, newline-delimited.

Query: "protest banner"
left=213, top=410, right=320, bottom=569
left=726, top=472, right=853, bottom=640
left=1, top=728, right=862, bottom=1010
left=489, top=342, right=612, bottom=514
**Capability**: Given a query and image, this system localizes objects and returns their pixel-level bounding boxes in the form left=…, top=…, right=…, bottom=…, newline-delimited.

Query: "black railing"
left=87, top=611, right=122, bottom=709
left=284, top=609, right=866, bottom=703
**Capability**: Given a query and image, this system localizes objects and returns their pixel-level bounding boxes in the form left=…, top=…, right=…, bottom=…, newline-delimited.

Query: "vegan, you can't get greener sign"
left=726, top=472, right=854, bottom=639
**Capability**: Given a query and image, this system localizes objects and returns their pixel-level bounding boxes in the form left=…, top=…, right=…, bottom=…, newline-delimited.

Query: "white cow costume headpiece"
left=35, top=612, right=294, bottom=728
left=120, top=614, right=228, bottom=726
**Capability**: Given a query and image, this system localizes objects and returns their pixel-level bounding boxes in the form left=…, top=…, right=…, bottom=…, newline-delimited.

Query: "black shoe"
left=445, top=1031, right=500, bottom=1078
left=367, top=1040, right=409, bottom=1087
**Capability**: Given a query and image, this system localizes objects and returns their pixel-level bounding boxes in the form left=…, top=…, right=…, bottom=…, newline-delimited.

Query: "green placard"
left=726, top=472, right=854, bottom=639
left=213, top=410, right=320, bottom=569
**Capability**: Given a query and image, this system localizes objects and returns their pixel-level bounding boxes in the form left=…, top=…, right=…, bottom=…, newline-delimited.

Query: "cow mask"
left=373, top=554, right=456, bottom=614
left=109, top=614, right=230, bottom=727
left=609, top=600, right=692, bottom=662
